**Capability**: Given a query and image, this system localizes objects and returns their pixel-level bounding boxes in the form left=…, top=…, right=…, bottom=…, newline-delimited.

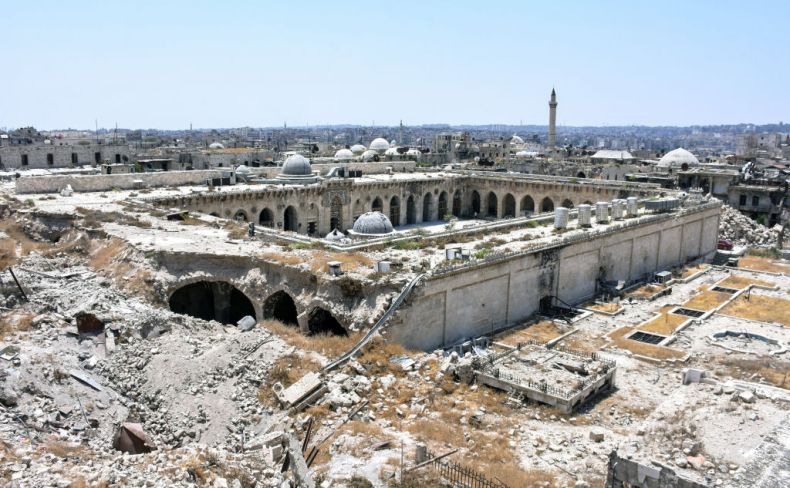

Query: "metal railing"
left=422, top=449, right=510, bottom=488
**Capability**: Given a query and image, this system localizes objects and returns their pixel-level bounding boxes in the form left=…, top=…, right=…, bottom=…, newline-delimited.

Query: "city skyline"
left=1, top=0, right=788, bottom=130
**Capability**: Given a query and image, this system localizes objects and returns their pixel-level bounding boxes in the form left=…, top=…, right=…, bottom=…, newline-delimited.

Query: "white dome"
left=350, top=144, right=366, bottom=155
left=334, top=148, right=354, bottom=160
left=352, top=211, right=394, bottom=235
left=510, top=134, right=524, bottom=144
left=384, top=147, right=399, bottom=156
left=658, top=148, right=699, bottom=168
left=369, top=138, right=390, bottom=153
left=325, top=228, right=346, bottom=241
left=281, top=154, right=312, bottom=175
left=361, top=149, right=378, bottom=161
left=406, top=148, right=421, bottom=157
left=209, top=142, right=224, bottom=149
left=390, top=140, right=397, bottom=147
left=235, top=164, right=251, bottom=175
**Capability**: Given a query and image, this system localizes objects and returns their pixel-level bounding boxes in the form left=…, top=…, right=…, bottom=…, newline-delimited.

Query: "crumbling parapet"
left=605, top=450, right=707, bottom=488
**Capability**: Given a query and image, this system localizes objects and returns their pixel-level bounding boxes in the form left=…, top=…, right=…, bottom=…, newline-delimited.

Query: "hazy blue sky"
left=1, top=0, right=787, bottom=129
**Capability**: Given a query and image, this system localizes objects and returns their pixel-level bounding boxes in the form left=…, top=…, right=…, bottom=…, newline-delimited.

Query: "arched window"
left=486, top=192, right=498, bottom=217
left=503, top=193, right=516, bottom=218
left=520, top=195, right=535, bottom=216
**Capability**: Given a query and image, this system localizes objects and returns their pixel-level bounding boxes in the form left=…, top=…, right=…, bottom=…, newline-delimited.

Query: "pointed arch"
left=234, top=209, right=249, bottom=222
left=330, top=195, right=343, bottom=230
left=372, top=197, right=383, bottom=213
left=308, top=308, right=347, bottom=336
left=389, top=196, right=401, bottom=226
left=486, top=191, right=498, bottom=218
left=283, top=205, right=298, bottom=232
left=503, top=193, right=516, bottom=218
left=422, top=192, right=434, bottom=222
left=259, top=208, right=274, bottom=227
left=471, top=191, right=481, bottom=216
left=452, top=190, right=462, bottom=217
left=520, top=195, right=534, bottom=216
left=263, top=291, right=298, bottom=326
left=561, top=199, right=574, bottom=209
left=406, top=195, right=416, bottom=224
left=438, top=191, right=449, bottom=220
left=541, top=197, right=554, bottom=212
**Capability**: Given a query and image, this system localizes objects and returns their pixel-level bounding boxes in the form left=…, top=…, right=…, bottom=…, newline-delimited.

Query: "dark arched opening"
left=452, top=190, right=462, bottom=217
left=390, top=196, right=400, bottom=226
left=561, top=199, right=574, bottom=209
left=330, top=195, right=343, bottom=231
left=521, top=195, right=535, bottom=216
left=422, top=193, right=433, bottom=222
left=576, top=171, right=586, bottom=179
left=259, top=208, right=274, bottom=227
left=308, top=308, right=347, bottom=336
left=169, top=281, right=256, bottom=325
left=541, top=197, right=554, bottom=212
left=284, top=206, right=298, bottom=232
left=406, top=196, right=416, bottom=225
left=234, top=210, right=248, bottom=222
left=486, top=192, right=498, bottom=218
left=471, top=191, right=481, bottom=215
left=503, top=193, right=516, bottom=218
left=438, top=191, right=448, bottom=220
left=263, top=291, right=298, bottom=326
left=372, top=197, right=383, bottom=213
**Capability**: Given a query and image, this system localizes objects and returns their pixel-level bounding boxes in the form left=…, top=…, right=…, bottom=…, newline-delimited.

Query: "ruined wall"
left=388, top=204, right=720, bottom=350
left=0, top=144, right=132, bottom=170
left=15, top=169, right=234, bottom=194
left=605, top=451, right=707, bottom=488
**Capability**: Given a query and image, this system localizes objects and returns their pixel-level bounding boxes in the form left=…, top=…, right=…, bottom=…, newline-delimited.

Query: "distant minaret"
left=548, top=88, right=558, bottom=150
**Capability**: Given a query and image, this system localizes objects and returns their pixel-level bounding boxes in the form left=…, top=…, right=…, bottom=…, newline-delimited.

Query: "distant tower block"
left=548, top=88, right=558, bottom=150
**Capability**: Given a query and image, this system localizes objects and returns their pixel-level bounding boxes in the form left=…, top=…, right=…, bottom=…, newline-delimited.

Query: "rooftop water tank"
left=626, top=197, right=639, bottom=217
left=596, top=202, right=609, bottom=223
left=554, top=207, right=569, bottom=229
left=578, top=204, right=592, bottom=227
left=612, top=199, right=625, bottom=220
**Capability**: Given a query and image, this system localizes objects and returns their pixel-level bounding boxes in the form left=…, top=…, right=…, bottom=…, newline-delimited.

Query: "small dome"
left=390, top=140, right=397, bottom=147
left=406, top=148, right=421, bottom=157
left=325, top=228, right=346, bottom=241
left=334, top=148, right=354, bottom=160
left=281, top=154, right=312, bottom=175
left=352, top=211, right=394, bottom=235
left=369, top=138, right=390, bottom=153
left=384, top=147, right=399, bottom=156
left=510, top=134, right=524, bottom=144
left=235, top=164, right=251, bottom=175
left=209, top=142, right=224, bottom=149
left=361, top=149, right=378, bottom=161
left=350, top=144, right=366, bottom=155
left=658, top=148, right=699, bottom=168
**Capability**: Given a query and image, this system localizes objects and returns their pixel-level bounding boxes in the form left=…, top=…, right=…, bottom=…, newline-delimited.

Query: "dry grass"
left=405, top=419, right=466, bottom=446
left=738, top=255, right=790, bottom=275
left=356, top=336, right=413, bottom=376
left=497, top=320, right=564, bottom=346
left=559, top=330, right=608, bottom=353
left=0, top=311, right=35, bottom=341
left=720, top=294, right=790, bottom=327
left=40, top=438, right=93, bottom=460
left=260, top=251, right=303, bottom=266
left=719, top=357, right=790, bottom=388
left=608, top=327, right=686, bottom=360
left=0, top=238, right=17, bottom=269
left=583, top=301, right=622, bottom=313
left=309, top=251, right=373, bottom=274
left=0, top=219, right=48, bottom=267
left=223, top=221, right=248, bottom=239
left=680, top=263, right=709, bottom=279
left=261, top=319, right=360, bottom=357
left=683, top=289, right=731, bottom=311
left=638, top=309, right=688, bottom=335
left=626, top=284, right=666, bottom=299
left=716, top=275, right=776, bottom=290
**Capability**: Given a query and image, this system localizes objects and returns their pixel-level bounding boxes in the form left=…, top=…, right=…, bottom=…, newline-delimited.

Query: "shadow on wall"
left=169, top=281, right=256, bottom=325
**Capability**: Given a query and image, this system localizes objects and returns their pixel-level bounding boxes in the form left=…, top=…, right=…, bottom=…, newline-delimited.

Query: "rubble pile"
left=718, top=204, right=779, bottom=247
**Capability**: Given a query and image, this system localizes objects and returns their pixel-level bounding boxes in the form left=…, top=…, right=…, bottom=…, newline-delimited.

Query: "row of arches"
left=468, top=190, right=600, bottom=218
left=369, top=190, right=463, bottom=225
left=231, top=206, right=299, bottom=232
left=168, top=282, right=347, bottom=336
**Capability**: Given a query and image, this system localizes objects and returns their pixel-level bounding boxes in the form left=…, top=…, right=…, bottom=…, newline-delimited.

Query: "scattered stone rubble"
left=719, top=204, right=779, bottom=247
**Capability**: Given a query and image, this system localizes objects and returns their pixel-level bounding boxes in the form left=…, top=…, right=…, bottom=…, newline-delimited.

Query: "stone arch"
left=438, top=191, right=449, bottom=220
left=618, top=190, right=630, bottom=199
left=503, top=193, right=516, bottom=218
left=307, top=308, right=347, bottom=336
left=168, top=281, right=255, bottom=325
left=372, top=197, right=383, bottom=213
left=234, top=209, right=249, bottom=222
left=561, top=198, right=574, bottom=209
left=422, top=192, right=433, bottom=222
left=389, top=196, right=400, bottom=226
left=262, top=290, right=298, bottom=326
left=541, top=197, right=554, bottom=212
left=209, top=212, right=220, bottom=217
left=576, top=171, right=586, bottom=179
left=259, top=208, right=274, bottom=227
left=330, top=195, right=343, bottom=231
left=486, top=191, right=498, bottom=218
left=406, top=195, right=417, bottom=225
left=452, top=190, right=462, bottom=217
left=520, top=195, right=535, bottom=216
left=284, top=205, right=298, bottom=232
left=471, top=190, right=481, bottom=216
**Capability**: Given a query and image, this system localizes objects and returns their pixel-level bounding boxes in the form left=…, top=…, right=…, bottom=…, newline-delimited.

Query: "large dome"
left=658, top=148, right=699, bottom=168
left=281, top=154, right=312, bottom=176
left=209, top=142, right=224, bottom=149
left=352, top=212, right=394, bottom=235
left=510, top=134, right=524, bottom=144
left=369, top=138, right=390, bottom=153
left=384, top=147, right=400, bottom=156
left=350, top=144, right=366, bottom=155
left=334, top=148, right=354, bottom=160
left=361, top=149, right=378, bottom=161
